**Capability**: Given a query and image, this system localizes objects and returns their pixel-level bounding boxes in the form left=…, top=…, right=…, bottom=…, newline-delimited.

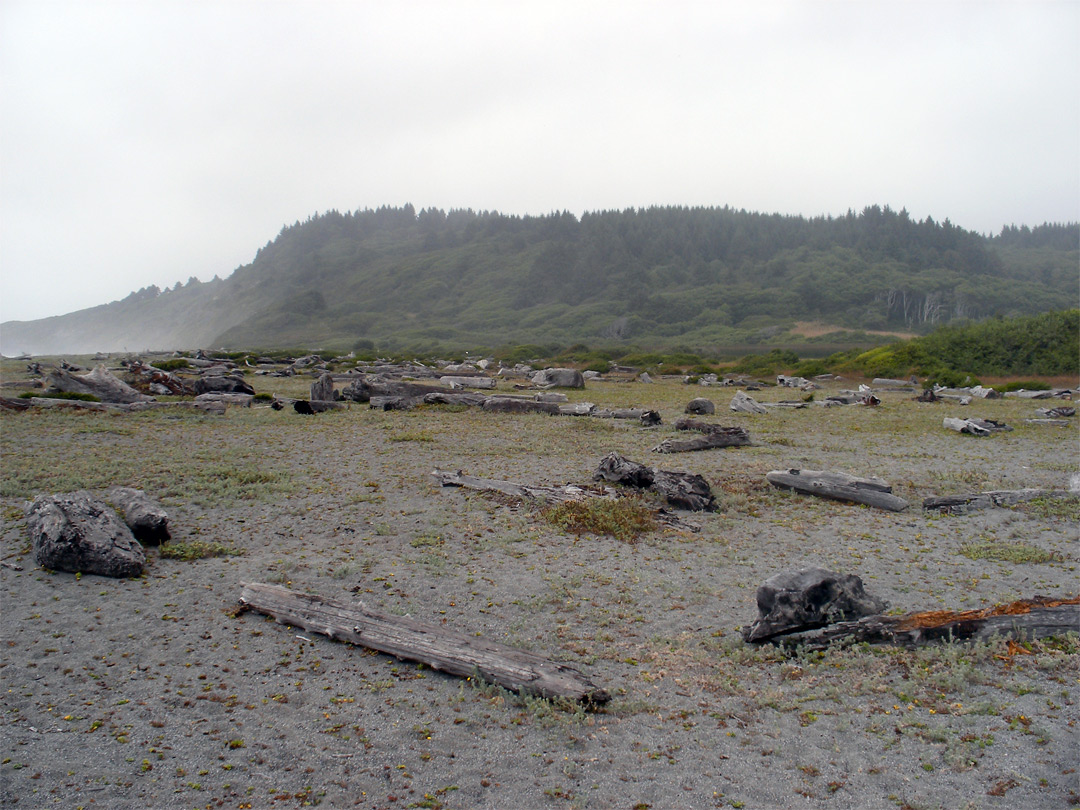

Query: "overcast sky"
left=1, top=0, right=1077, bottom=324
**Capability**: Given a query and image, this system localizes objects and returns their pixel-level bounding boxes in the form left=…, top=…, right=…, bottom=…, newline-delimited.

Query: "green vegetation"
left=3, top=204, right=1075, bottom=356
left=542, top=498, right=658, bottom=543
left=845, top=309, right=1079, bottom=380
left=18, top=391, right=100, bottom=402
left=159, top=540, right=242, bottom=561
left=958, top=541, right=1060, bottom=564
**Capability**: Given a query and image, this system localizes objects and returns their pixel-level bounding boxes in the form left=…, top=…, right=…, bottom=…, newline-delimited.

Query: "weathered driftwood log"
left=47, top=365, right=153, bottom=404
left=594, top=453, right=716, bottom=512
left=1023, top=418, right=1071, bottom=427
left=590, top=407, right=647, bottom=419
left=26, top=491, right=145, bottom=578
left=0, top=396, right=32, bottom=412
left=1035, top=406, right=1075, bottom=418
left=765, top=596, right=1080, bottom=650
left=193, top=374, right=255, bottom=396
left=310, top=373, right=336, bottom=402
left=730, top=390, right=768, bottom=413
left=422, top=391, right=490, bottom=407
left=439, top=375, right=497, bottom=390
left=743, top=568, right=888, bottom=642
left=482, top=397, right=560, bottom=415
left=923, top=489, right=1074, bottom=515
left=652, top=423, right=751, bottom=454
left=559, top=402, right=595, bottom=416
left=766, top=469, right=909, bottom=512
left=103, top=487, right=170, bottom=545
left=529, top=368, right=585, bottom=388
left=22, top=397, right=225, bottom=414
left=238, top=581, right=609, bottom=705
left=432, top=469, right=702, bottom=532
left=1005, top=389, right=1073, bottom=399
left=943, top=417, right=1012, bottom=436
left=685, top=397, right=715, bottom=415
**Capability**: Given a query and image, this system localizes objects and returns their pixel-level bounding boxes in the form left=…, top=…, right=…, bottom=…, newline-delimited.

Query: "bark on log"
left=764, top=596, right=1080, bottom=650
left=922, top=489, right=1074, bottom=515
left=237, top=581, right=609, bottom=705
left=766, top=469, right=909, bottom=511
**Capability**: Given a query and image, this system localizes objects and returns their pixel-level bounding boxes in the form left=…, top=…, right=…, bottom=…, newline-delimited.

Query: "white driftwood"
left=238, top=582, right=609, bottom=705
left=766, top=469, right=909, bottom=512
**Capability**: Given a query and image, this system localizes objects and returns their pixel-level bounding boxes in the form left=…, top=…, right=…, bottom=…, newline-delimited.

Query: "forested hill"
left=2, top=205, right=1077, bottom=356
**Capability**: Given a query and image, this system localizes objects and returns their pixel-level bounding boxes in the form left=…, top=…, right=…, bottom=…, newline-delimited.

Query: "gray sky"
left=1, top=0, right=1077, bottom=324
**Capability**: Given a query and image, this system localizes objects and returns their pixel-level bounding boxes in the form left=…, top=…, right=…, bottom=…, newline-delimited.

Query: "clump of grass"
left=958, top=541, right=1060, bottom=564
left=18, top=391, right=100, bottom=402
left=389, top=430, right=435, bottom=443
left=542, top=498, right=657, bottom=542
left=159, top=541, right=242, bottom=561
left=1017, top=496, right=1080, bottom=521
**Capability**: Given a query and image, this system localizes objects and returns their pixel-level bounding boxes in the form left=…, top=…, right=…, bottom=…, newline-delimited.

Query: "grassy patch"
left=958, top=541, right=1061, bottom=564
left=18, top=391, right=100, bottom=402
left=389, top=430, right=436, bottom=443
left=1017, top=496, right=1080, bottom=521
left=159, top=541, right=243, bottom=561
left=542, top=497, right=657, bottom=543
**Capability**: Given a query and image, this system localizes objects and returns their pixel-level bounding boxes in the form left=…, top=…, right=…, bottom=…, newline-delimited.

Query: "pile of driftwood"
left=743, top=567, right=1080, bottom=650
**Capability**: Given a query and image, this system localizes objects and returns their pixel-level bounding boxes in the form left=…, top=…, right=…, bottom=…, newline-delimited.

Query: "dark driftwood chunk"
left=743, top=567, right=887, bottom=642
left=770, top=597, right=1080, bottom=650
left=26, top=491, right=145, bottom=578
left=594, top=453, right=716, bottom=512
left=238, top=582, right=609, bottom=705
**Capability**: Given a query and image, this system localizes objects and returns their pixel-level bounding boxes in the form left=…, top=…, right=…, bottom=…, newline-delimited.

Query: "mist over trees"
left=2, top=204, right=1076, bottom=356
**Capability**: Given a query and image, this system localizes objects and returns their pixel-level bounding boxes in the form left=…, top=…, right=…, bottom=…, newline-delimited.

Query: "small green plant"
left=958, top=541, right=1060, bottom=564
left=542, top=498, right=657, bottom=543
left=159, top=541, right=242, bottom=561
left=389, top=430, right=435, bottom=443
left=19, top=391, right=100, bottom=402
left=153, top=358, right=191, bottom=372
left=1018, top=496, right=1080, bottom=521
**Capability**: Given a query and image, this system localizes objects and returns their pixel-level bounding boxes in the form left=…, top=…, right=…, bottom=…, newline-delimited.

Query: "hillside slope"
left=2, top=205, right=1076, bottom=356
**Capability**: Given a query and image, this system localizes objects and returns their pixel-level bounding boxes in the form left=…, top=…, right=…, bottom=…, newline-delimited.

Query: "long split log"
left=238, top=581, right=609, bottom=705
left=766, top=596, right=1080, bottom=650
left=923, top=489, right=1074, bottom=515
left=766, top=469, right=909, bottom=512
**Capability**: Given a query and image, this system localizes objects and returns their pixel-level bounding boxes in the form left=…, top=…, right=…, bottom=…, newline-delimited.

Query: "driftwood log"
left=923, top=489, right=1074, bottom=515
left=432, top=469, right=701, bottom=532
left=651, top=420, right=751, bottom=454
left=13, top=397, right=225, bottom=415
left=766, top=469, right=909, bottom=512
left=47, top=365, right=153, bottom=404
left=237, top=581, right=609, bottom=705
left=943, top=417, right=1012, bottom=436
left=764, top=596, right=1080, bottom=650
left=594, top=452, right=716, bottom=512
